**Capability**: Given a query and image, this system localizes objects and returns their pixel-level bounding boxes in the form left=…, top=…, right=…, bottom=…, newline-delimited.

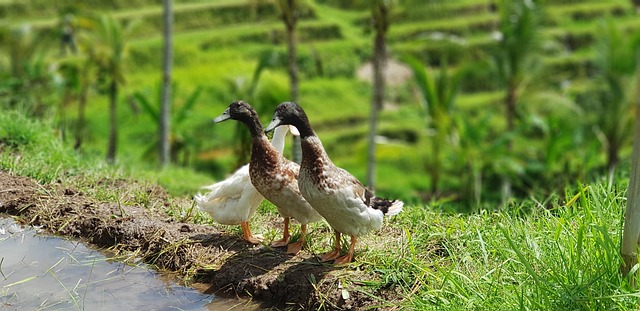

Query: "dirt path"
left=0, top=171, right=398, bottom=310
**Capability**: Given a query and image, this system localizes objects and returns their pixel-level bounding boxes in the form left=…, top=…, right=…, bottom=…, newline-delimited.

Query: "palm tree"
left=403, top=56, right=460, bottom=194
left=367, top=0, right=392, bottom=191
left=494, top=0, right=540, bottom=138
left=56, top=59, right=81, bottom=141
left=86, top=15, right=137, bottom=164
left=592, top=19, right=637, bottom=173
left=74, top=54, right=94, bottom=150
left=160, top=0, right=173, bottom=166
left=276, top=0, right=302, bottom=163
left=492, top=0, right=541, bottom=202
left=0, top=24, right=52, bottom=115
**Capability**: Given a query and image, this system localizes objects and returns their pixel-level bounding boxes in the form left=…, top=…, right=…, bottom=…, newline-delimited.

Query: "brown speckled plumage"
left=265, top=102, right=404, bottom=264
left=215, top=101, right=322, bottom=237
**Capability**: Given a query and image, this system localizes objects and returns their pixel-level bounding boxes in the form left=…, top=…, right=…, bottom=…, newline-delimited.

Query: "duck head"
left=214, top=100, right=258, bottom=124
left=265, top=102, right=311, bottom=137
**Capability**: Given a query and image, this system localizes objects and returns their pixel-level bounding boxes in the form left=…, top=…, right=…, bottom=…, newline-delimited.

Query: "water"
left=0, top=217, right=261, bottom=310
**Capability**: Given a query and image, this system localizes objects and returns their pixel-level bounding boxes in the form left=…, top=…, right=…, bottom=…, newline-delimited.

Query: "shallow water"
left=0, top=217, right=262, bottom=310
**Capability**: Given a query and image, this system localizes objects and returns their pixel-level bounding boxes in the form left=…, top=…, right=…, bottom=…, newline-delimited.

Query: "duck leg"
left=320, top=231, right=342, bottom=262
left=333, top=235, right=357, bottom=265
left=271, top=217, right=291, bottom=247
left=241, top=221, right=262, bottom=244
left=286, top=224, right=307, bottom=254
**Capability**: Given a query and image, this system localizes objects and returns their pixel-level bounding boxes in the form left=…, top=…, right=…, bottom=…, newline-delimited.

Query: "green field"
left=3, top=0, right=640, bottom=308
left=4, top=0, right=639, bottom=209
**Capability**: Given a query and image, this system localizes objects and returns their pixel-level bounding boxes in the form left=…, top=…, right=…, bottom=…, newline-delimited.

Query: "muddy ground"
left=0, top=171, right=402, bottom=310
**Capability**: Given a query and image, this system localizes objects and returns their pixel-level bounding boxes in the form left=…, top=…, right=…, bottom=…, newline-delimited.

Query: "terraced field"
left=3, top=0, right=638, bottom=204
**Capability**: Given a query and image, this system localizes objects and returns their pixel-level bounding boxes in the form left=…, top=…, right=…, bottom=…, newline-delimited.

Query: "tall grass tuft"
left=381, top=182, right=636, bottom=310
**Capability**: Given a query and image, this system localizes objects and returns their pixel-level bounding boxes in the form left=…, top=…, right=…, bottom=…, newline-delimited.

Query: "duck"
left=194, top=124, right=290, bottom=244
left=265, top=102, right=404, bottom=265
left=213, top=100, right=323, bottom=254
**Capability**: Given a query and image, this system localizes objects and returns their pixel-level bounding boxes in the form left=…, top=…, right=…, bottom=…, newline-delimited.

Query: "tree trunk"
left=506, top=78, right=517, bottom=143
left=73, top=75, right=89, bottom=150
left=160, top=0, right=173, bottom=166
left=501, top=76, right=517, bottom=206
left=107, top=80, right=118, bottom=164
left=282, top=0, right=301, bottom=164
left=608, top=140, right=619, bottom=174
left=621, top=49, right=640, bottom=283
left=367, top=2, right=389, bottom=191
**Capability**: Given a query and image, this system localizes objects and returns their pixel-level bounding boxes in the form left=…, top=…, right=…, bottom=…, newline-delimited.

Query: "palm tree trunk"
left=160, top=0, right=173, bottom=166
left=287, top=22, right=302, bottom=164
left=620, top=49, right=640, bottom=283
left=608, top=141, right=619, bottom=174
left=367, top=2, right=389, bottom=191
left=501, top=77, right=517, bottom=205
left=74, top=86, right=87, bottom=150
left=367, top=32, right=386, bottom=190
left=282, top=0, right=302, bottom=164
left=506, top=78, right=517, bottom=142
left=107, top=80, right=118, bottom=164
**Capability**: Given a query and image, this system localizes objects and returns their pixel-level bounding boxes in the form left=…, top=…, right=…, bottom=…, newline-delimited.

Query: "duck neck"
left=239, top=114, right=265, bottom=139
left=291, top=114, right=315, bottom=139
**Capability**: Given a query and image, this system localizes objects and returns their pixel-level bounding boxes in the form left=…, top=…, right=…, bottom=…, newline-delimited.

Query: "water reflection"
left=0, top=217, right=261, bottom=310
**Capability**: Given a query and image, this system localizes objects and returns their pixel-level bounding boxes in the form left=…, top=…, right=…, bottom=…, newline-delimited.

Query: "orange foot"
left=320, top=249, right=341, bottom=262
left=244, top=234, right=263, bottom=245
left=271, top=236, right=290, bottom=248
left=333, top=253, right=353, bottom=266
left=241, top=222, right=263, bottom=245
left=286, top=241, right=303, bottom=254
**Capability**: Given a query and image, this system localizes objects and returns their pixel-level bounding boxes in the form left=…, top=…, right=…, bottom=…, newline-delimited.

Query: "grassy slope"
left=1, top=102, right=637, bottom=309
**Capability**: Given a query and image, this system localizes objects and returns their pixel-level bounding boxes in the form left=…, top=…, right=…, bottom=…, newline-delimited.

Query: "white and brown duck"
left=265, top=102, right=404, bottom=265
left=194, top=125, right=290, bottom=244
left=214, top=101, right=323, bottom=254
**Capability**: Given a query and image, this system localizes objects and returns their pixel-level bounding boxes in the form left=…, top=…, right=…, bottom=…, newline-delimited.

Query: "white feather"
left=195, top=126, right=290, bottom=225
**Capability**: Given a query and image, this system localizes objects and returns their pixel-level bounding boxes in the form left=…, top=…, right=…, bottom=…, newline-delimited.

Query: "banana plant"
left=133, top=83, right=202, bottom=166
left=454, top=112, right=492, bottom=210
left=84, top=14, right=138, bottom=164
left=403, top=55, right=461, bottom=194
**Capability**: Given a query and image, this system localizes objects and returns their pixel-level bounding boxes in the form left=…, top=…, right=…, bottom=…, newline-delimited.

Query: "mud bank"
left=0, top=171, right=400, bottom=310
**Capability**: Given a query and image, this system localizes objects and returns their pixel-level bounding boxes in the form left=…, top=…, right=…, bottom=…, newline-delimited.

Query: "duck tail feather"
left=371, top=197, right=404, bottom=216
left=386, top=200, right=404, bottom=216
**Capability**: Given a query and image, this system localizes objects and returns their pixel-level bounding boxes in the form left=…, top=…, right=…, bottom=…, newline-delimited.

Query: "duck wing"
left=198, top=165, right=250, bottom=201
left=333, top=166, right=403, bottom=216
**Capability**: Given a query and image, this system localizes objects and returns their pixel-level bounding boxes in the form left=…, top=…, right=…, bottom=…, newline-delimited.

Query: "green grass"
left=351, top=183, right=637, bottom=309
left=1, top=90, right=639, bottom=309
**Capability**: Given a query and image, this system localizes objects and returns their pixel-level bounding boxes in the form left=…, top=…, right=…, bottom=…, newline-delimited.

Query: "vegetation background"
left=3, top=0, right=640, bottom=309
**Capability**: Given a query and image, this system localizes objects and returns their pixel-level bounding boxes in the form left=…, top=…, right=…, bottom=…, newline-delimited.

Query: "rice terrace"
left=2, top=0, right=640, bottom=310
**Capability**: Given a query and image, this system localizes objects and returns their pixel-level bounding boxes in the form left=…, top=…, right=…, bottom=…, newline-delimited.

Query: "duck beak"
left=264, top=116, right=282, bottom=133
left=213, top=108, right=231, bottom=123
